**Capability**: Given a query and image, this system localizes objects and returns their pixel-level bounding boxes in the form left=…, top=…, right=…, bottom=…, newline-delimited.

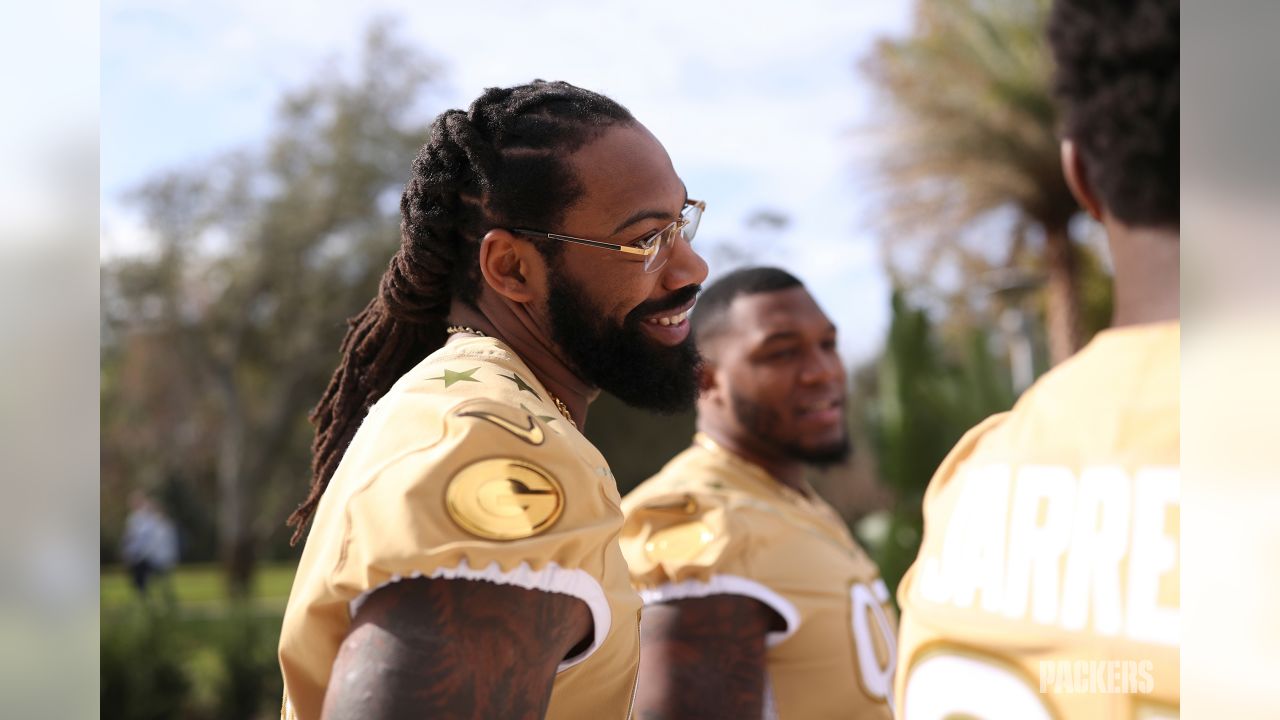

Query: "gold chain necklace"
left=445, top=325, right=577, bottom=429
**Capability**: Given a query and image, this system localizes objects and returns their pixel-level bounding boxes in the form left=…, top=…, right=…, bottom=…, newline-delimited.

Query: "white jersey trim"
left=638, top=574, right=800, bottom=647
left=348, top=558, right=611, bottom=672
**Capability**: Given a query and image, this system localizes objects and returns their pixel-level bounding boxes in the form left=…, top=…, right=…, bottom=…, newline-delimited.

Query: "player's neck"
left=697, top=425, right=808, bottom=494
left=449, top=293, right=598, bottom=428
left=1106, top=221, right=1180, bottom=328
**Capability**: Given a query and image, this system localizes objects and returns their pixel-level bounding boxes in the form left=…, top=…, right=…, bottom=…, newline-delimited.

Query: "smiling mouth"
left=798, top=398, right=842, bottom=415
left=644, top=309, right=690, bottom=327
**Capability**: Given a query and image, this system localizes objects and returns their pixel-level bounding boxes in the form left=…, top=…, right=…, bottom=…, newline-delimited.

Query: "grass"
left=102, top=563, right=298, bottom=614
left=102, top=564, right=297, bottom=719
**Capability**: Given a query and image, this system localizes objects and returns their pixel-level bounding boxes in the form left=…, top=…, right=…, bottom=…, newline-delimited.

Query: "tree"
left=861, top=0, right=1085, bottom=364
left=861, top=290, right=1015, bottom=595
left=101, top=21, right=443, bottom=596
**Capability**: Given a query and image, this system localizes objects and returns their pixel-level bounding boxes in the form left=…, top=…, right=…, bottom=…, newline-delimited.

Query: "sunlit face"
left=539, top=123, right=710, bottom=411
left=706, top=286, right=849, bottom=465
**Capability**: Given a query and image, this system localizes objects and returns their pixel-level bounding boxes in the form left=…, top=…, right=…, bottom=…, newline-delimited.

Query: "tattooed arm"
left=321, top=577, right=591, bottom=720
left=632, top=595, right=781, bottom=720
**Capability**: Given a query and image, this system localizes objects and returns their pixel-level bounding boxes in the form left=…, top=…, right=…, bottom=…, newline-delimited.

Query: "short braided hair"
left=691, top=267, right=804, bottom=352
left=289, top=81, right=634, bottom=542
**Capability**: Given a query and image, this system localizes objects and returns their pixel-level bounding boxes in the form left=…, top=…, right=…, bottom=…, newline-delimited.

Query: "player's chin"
left=792, top=434, right=851, bottom=466
left=795, top=407, right=844, bottom=438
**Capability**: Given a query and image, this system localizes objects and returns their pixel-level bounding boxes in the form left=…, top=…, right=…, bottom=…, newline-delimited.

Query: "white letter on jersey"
left=850, top=579, right=897, bottom=713
left=1003, top=465, right=1075, bottom=625
left=1127, top=467, right=1180, bottom=647
left=929, top=464, right=1010, bottom=610
left=1060, top=466, right=1130, bottom=636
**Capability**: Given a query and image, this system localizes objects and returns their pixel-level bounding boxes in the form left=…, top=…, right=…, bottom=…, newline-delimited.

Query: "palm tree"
left=861, top=0, right=1084, bottom=364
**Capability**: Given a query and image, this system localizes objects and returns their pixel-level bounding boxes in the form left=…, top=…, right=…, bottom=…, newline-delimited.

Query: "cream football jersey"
left=895, top=322, right=1180, bottom=718
left=279, top=335, right=642, bottom=720
left=622, top=434, right=897, bottom=719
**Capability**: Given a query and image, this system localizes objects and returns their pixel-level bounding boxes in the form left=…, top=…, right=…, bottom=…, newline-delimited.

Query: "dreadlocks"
left=288, top=80, right=635, bottom=543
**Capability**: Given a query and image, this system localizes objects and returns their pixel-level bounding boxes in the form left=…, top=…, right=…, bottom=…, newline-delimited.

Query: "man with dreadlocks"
left=278, top=80, right=708, bottom=720
left=894, top=0, right=1179, bottom=716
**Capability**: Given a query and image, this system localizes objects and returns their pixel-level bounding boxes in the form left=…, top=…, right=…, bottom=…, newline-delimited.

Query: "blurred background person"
left=893, top=0, right=1179, bottom=716
left=623, top=267, right=896, bottom=719
left=120, top=490, right=179, bottom=605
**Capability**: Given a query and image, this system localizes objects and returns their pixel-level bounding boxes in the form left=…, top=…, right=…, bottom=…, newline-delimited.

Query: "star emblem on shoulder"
left=427, top=366, right=482, bottom=388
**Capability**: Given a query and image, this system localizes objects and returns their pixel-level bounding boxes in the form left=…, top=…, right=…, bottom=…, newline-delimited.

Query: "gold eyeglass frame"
left=510, top=198, right=705, bottom=272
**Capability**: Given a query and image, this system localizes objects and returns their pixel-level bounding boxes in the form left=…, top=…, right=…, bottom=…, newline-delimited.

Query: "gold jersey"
left=621, top=435, right=897, bottom=719
left=279, top=335, right=642, bottom=720
left=895, top=322, right=1180, bottom=718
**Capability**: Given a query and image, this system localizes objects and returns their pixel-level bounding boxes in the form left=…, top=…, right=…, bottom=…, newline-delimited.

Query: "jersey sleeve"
left=895, top=411, right=1009, bottom=611
left=893, top=411, right=1009, bottom=705
left=620, top=491, right=799, bottom=645
left=311, top=396, right=619, bottom=669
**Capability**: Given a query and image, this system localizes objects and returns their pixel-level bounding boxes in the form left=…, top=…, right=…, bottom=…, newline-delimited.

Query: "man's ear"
left=698, top=358, right=721, bottom=402
left=1061, top=139, right=1103, bottom=221
left=478, top=229, right=541, bottom=303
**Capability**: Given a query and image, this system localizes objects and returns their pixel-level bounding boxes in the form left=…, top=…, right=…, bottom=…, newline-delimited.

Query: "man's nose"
left=662, top=235, right=709, bottom=291
left=799, top=348, right=842, bottom=385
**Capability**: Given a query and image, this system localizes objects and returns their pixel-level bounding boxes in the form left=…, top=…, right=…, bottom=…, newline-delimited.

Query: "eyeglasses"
left=511, top=199, right=705, bottom=274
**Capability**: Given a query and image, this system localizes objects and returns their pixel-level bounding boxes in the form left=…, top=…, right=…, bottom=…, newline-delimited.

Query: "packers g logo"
left=445, top=458, right=564, bottom=540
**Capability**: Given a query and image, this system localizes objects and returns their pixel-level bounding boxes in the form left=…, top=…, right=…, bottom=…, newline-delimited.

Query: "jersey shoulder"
left=621, top=444, right=778, bottom=588
left=302, top=338, right=615, bottom=594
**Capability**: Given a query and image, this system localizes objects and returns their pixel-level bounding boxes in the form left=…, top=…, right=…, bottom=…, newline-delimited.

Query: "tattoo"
left=321, top=577, right=591, bottom=720
left=631, top=595, right=779, bottom=720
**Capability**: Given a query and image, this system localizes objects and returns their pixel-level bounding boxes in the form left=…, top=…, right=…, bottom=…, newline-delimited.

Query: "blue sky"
left=101, top=0, right=914, bottom=363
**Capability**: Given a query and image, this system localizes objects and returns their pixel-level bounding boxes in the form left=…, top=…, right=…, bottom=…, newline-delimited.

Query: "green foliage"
left=208, top=610, right=283, bottom=720
left=583, top=392, right=697, bottom=496
left=102, top=608, right=284, bottom=720
left=100, top=609, right=191, bottom=720
left=1075, top=240, right=1116, bottom=341
left=101, top=565, right=292, bottom=720
left=861, top=290, right=1016, bottom=597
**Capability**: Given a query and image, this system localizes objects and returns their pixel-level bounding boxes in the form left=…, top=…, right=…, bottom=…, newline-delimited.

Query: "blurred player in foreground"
left=278, top=80, right=709, bottom=720
left=894, top=0, right=1180, bottom=716
left=622, top=267, right=896, bottom=719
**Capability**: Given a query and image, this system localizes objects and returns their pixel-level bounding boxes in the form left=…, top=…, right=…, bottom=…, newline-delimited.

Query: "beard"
left=730, top=391, right=852, bottom=468
left=546, top=272, right=703, bottom=414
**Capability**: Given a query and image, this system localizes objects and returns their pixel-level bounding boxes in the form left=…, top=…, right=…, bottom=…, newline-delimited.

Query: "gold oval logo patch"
left=445, top=458, right=564, bottom=540
left=644, top=521, right=715, bottom=563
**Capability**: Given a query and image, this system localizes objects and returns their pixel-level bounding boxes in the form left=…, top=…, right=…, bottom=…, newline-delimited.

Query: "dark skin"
left=1061, top=140, right=1179, bottom=326
left=322, top=578, right=589, bottom=720
left=321, top=125, right=708, bottom=718
left=633, top=596, right=779, bottom=720
left=632, top=286, right=845, bottom=719
left=698, top=286, right=847, bottom=494
left=454, top=123, right=706, bottom=428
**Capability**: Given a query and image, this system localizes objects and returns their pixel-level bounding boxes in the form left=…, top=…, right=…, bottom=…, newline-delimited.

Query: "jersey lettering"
left=916, top=464, right=1179, bottom=646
